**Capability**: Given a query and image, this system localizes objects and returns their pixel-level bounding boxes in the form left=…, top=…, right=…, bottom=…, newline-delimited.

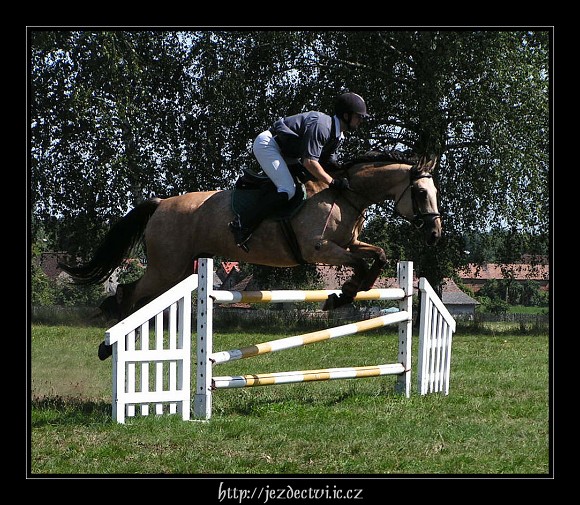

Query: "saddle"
left=231, top=167, right=309, bottom=263
left=231, top=167, right=308, bottom=221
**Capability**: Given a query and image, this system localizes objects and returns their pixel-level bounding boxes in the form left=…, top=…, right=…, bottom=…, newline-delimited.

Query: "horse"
left=59, top=150, right=442, bottom=359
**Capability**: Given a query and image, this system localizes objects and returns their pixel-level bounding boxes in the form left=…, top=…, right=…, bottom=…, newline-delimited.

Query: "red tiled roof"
left=39, top=252, right=70, bottom=280
left=221, top=262, right=239, bottom=275
left=316, top=265, right=411, bottom=290
left=230, top=274, right=254, bottom=292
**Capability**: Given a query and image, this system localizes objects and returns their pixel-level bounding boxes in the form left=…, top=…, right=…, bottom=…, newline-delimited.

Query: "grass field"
left=29, top=322, right=550, bottom=481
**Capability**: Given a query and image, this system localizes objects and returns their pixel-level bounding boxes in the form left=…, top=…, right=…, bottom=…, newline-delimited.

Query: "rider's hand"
left=330, top=178, right=350, bottom=191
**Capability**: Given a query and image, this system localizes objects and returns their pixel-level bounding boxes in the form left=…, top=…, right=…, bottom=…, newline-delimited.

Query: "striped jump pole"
left=194, top=258, right=414, bottom=420
left=210, top=310, right=410, bottom=364
left=211, top=287, right=406, bottom=304
left=213, top=364, right=406, bottom=389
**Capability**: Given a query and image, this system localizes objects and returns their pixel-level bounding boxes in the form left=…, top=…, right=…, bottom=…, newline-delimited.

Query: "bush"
left=117, top=259, right=146, bottom=284
left=31, top=261, right=57, bottom=306
left=31, top=305, right=101, bottom=325
left=487, top=299, right=510, bottom=315
left=31, top=257, right=106, bottom=307
left=53, top=277, right=105, bottom=306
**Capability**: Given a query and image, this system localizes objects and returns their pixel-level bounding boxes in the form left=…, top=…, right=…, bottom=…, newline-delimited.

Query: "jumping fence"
left=105, top=275, right=197, bottom=424
left=106, top=258, right=455, bottom=423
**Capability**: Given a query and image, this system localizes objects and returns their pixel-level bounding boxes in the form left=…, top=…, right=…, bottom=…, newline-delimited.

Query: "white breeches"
left=252, top=130, right=297, bottom=199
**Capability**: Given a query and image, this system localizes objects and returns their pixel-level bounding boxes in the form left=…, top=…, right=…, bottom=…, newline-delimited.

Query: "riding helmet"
left=334, top=92, right=369, bottom=118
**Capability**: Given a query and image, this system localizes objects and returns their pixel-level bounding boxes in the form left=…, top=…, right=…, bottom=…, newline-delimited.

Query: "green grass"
left=507, top=305, right=549, bottom=315
left=30, top=323, right=550, bottom=477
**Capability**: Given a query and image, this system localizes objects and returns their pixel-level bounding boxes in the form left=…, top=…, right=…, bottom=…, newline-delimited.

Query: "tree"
left=463, top=229, right=548, bottom=266
left=30, top=236, right=105, bottom=307
left=30, top=29, right=550, bottom=291
left=30, top=31, right=194, bottom=256
left=31, top=260, right=56, bottom=306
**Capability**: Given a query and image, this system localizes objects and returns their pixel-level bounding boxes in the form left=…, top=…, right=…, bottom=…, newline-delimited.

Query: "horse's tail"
left=58, top=197, right=162, bottom=285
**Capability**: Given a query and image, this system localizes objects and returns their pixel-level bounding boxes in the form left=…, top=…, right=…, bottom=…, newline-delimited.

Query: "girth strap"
left=279, top=219, right=307, bottom=265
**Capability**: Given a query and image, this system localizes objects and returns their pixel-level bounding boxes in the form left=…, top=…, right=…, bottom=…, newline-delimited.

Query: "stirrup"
left=229, top=219, right=251, bottom=252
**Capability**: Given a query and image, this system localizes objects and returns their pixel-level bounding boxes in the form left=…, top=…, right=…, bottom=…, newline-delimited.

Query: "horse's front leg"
left=309, top=239, right=373, bottom=310
left=347, top=240, right=388, bottom=291
left=322, top=257, right=367, bottom=310
left=322, top=241, right=387, bottom=310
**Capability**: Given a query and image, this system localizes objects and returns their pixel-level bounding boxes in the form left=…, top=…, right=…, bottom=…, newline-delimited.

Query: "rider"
left=229, top=92, right=370, bottom=250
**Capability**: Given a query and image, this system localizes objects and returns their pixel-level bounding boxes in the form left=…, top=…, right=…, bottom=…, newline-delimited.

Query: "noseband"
left=394, top=171, right=441, bottom=229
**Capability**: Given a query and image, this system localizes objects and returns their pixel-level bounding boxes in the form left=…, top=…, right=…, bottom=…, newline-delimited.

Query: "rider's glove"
left=330, top=178, right=350, bottom=191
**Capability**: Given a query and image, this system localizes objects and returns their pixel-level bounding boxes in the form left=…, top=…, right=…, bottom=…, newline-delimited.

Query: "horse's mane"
left=322, top=150, right=418, bottom=175
left=343, top=149, right=418, bottom=169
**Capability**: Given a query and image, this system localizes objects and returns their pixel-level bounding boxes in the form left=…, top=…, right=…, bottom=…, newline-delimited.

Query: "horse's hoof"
left=335, top=293, right=354, bottom=309
left=322, top=293, right=338, bottom=311
left=98, top=341, right=113, bottom=361
left=322, top=293, right=354, bottom=311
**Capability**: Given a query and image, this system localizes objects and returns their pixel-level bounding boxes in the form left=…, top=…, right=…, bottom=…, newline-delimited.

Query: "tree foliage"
left=29, top=29, right=550, bottom=289
left=477, top=278, right=547, bottom=307
left=31, top=238, right=104, bottom=306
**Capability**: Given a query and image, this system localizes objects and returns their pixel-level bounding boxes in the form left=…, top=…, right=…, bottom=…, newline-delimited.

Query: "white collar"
left=333, top=115, right=345, bottom=140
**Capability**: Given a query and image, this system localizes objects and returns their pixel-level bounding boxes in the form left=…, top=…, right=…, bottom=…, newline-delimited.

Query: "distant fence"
left=210, top=306, right=381, bottom=328
left=31, top=305, right=549, bottom=329
left=31, top=306, right=98, bottom=325
left=473, top=312, right=549, bottom=324
left=30, top=304, right=393, bottom=328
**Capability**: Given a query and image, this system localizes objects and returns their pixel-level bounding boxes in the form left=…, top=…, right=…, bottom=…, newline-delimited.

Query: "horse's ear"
left=417, top=155, right=428, bottom=166
left=416, top=154, right=437, bottom=172
left=425, top=155, right=438, bottom=172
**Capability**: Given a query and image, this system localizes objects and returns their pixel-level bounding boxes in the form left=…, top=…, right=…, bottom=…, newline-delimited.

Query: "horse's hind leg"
left=98, top=341, right=114, bottom=360
left=97, top=272, right=177, bottom=360
left=97, top=280, right=140, bottom=360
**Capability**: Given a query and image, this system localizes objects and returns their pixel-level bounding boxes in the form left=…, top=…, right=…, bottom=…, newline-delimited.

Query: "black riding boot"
left=229, top=191, right=289, bottom=251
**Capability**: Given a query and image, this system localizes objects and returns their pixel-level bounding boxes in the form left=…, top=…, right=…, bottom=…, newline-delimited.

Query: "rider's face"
left=348, top=113, right=366, bottom=131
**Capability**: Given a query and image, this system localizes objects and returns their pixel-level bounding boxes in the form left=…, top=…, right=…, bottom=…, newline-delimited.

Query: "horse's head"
left=395, top=155, right=442, bottom=246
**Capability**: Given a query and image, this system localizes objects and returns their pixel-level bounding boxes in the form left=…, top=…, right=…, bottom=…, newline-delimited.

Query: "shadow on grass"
left=31, top=395, right=112, bottom=427
left=221, top=383, right=402, bottom=417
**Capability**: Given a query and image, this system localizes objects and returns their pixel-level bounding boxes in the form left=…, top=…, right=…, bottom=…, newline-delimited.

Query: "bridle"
left=321, top=163, right=441, bottom=242
left=393, top=170, right=441, bottom=229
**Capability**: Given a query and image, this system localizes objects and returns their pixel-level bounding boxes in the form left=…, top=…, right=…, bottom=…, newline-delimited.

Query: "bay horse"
left=59, top=150, right=442, bottom=359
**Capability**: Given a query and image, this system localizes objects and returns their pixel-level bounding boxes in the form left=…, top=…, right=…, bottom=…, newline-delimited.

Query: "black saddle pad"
left=231, top=182, right=307, bottom=221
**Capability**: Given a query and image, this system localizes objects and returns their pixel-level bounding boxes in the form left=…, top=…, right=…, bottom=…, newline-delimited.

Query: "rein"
left=320, top=199, right=337, bottom=238
left=317, top=162, right=441, bottom=245
left=318, top=179, right=366, bottom=250
left=332, top=165, right=441, bottom=228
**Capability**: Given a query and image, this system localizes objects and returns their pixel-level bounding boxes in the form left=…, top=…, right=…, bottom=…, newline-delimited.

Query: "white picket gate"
left=417, top=277, right=456, bottom=395
left=105, top=275, right=197, bottom=423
